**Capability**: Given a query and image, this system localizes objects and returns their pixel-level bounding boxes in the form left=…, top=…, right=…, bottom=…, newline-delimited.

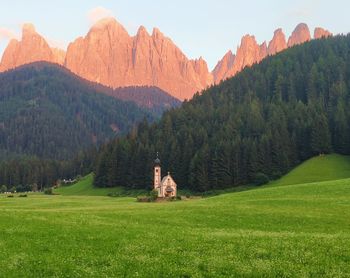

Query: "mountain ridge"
left=0, top=20, right=333, bottom=100
left=0, top=61, right=181, bottom=113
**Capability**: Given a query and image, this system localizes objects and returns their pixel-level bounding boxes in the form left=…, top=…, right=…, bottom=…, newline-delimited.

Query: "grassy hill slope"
left=54, top=174, right=147, bottom=196
left=55, top=174, right=110, bottom=196
left=269, top=154, right=350, bottom=187
left=1, top=175, right=350, bottom=276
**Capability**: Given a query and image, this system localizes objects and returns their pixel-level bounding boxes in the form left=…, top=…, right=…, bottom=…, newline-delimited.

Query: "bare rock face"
left=268, top=28, right=287, bottom=55
left=0, top=39, right=20, bottom=72
left=0, top=24, right=55, bottom=71
left=214, top=35, right=267, bottom=82
left=65, top=18, right=133, bottom=86
left=212, top=50, right=235, bottom=83
left=0, top=24, right=66, bottom=71
left=65, top=18, right=212, bottom=100
left=0, top=19, right=211, bottom=100
left=314, top=27, right=332, bottom=39
left=191, top=57, right=214, bottom=91
left=259, top=41, right=268, bottom=60
left=213, top=24, right=321, bottom=83
left=0, top=20, right=332, bottom=100
left=51, top=48, right=66, bottom=65
left=232, top=35, right=262, bottom=74
left=287, top=23, right=311, bottom=47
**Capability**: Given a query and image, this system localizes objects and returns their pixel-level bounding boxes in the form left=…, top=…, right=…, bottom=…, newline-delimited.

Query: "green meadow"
left=1, top=155, right=350, bottom=277
left=54, top=174, right=148, bottom=197
left=269, top=154, right=350, bottom=187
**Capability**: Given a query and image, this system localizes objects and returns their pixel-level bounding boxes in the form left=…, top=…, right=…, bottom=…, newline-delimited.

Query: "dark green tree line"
left=94, top=35, right=350, bottom=191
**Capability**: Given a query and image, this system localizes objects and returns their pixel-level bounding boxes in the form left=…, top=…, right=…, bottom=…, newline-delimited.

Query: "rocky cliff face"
left=314, top=27, right=332, bottom=39
left=267, top=28, right=287, bottom=55
left=1, top=19, right=211, bottom=100
left=213, top=35, right=267, bottom=82
left=51, top=48, right=66, bottom=65
left=65, top=18, right=133, bottom=88
left=287, top=23, right=311, bottom=47
left=212, top=50, right=235, bottom=83
left=226, top=35, right=266, bottom=79
left=0, top=24, right=61, bottom=71
left=65, top=18, right=212, bottom=100
left=0, top=21, right=332, bottom=100
left=213, top=23, right=331, bottom=84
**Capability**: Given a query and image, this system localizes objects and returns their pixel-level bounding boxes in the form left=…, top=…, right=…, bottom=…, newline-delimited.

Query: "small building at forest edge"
left=153, top=155, right=177, bottom=198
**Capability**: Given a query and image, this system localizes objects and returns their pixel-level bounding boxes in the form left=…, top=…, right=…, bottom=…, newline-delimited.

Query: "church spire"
left=154, top=152, right=161, bottom=193
left=154, top=152, right=161, bottom=165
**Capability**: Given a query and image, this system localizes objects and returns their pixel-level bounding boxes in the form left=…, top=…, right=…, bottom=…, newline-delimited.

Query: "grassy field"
left=54, top=174, right=123, bottom=196
left=1, top=154, right=350, bottom=277
left=54, top=174, right=148, bottom=196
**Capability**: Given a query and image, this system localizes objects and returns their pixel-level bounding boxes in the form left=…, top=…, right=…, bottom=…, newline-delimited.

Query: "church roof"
left=161, top=176, right=169, bottom=184
left=161, top=173, right=177, bottom=186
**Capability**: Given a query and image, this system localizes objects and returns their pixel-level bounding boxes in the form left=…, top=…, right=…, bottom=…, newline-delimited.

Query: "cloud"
left=287, top=0, right=320, bottom=19
left=0, top=27, right=19, bottom=42
left=289, top=9, right=311, bottom=18
left=87, top=6, right=114, bottom=25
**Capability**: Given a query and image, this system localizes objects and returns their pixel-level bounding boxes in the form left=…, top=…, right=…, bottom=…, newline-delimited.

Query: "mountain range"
left=0, top=20, right=332, bottom=100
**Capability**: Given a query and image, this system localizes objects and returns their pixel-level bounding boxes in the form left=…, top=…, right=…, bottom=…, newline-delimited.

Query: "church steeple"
left=154, top=151, right=161, bottom=165
left=154, top=152, right=161, bottom=191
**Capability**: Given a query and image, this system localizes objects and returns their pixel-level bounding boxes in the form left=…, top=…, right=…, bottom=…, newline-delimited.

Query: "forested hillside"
left=94, top=35, right=350, bottom=191
left=0, top=63, right=154, bottom=160
left=102, top=86, right=181, bottom=115
left=0, top=149, right=96, bottom=191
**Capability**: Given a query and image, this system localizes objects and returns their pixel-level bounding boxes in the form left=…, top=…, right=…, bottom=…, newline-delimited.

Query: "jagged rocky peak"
left=314, top=27, right=332, bottom=39
left=88, top=17, right=131, bottom=41
left=91, top=17, right=122, bottom=29
left=152, top=27, right=163, bottom=38
left=136, top=25, right=149, bottom=36
left=287, top=23, right=311, bottom=47
left=0, top=23, right=57, bottom=71
left=212, top=34, right=264, bottom=83
left=212, top=50, right=235, bottom=83
left=259, top=41, right=267, bottom=58
left=191, top=56, right=213, bottom=85
left=211, top=23, right=324, bottom=84
left=0, top=20, right=333, bottom=100
left=22, top=23, right=36, bottom=35
left=233, top=35, right=263, bottom=70
left=268, top=28, right=287, bottom=55
left=64, top=17, right=212, bottom=100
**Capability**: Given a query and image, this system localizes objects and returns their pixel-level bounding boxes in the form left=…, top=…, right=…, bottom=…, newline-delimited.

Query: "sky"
left=0, top=0, right=350, bottom=70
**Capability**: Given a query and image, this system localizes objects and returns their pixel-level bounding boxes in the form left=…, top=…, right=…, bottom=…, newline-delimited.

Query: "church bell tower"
left=154, top=153, right=161, bottom=191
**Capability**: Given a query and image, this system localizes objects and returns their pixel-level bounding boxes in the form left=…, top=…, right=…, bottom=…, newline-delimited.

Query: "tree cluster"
left=0, top=148, right=96, bottom=189
left=94, top=35, right=350, bottom=191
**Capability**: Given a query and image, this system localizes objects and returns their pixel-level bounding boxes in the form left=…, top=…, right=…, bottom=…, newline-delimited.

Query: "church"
left=153, top=155, right=177, bottom=198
